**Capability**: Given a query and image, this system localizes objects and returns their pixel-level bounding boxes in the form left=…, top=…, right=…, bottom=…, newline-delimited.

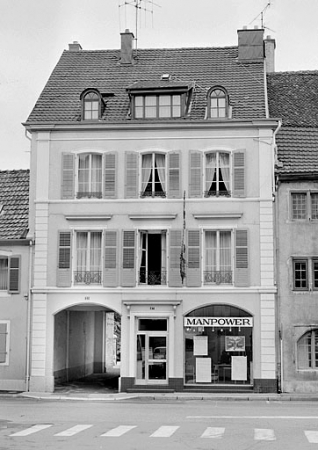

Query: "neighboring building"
left=268, top=71, right=318, bottom=393
left=24, top=28, right=279, bottom=393
left=0, top=170, right=30, bottom=391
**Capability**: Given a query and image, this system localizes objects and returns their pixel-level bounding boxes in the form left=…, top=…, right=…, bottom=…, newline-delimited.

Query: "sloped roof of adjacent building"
left=0, top=170, right=29, bottom=240
left=267, top=71, right=318, bottom=176
left=26, top=46, right=267, bottom=124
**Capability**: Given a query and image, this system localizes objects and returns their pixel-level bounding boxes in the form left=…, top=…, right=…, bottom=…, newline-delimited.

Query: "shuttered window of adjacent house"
left=8, top=256, right=20, bottom=293
left=0, top=322, right=8, bottom=364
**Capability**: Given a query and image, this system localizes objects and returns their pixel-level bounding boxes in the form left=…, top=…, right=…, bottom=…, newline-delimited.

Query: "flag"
left=180, top=191, right=186, bottom=284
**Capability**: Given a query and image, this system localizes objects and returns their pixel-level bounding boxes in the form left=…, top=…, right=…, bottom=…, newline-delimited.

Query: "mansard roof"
left=26, top=45, right=267, bottom=124
left=267, top=71, right=318, bottom=178
left=0, top=170, right=29, bottom=240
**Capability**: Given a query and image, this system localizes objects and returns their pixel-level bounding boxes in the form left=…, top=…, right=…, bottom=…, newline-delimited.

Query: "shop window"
left=141, top=153, right=166, bottom=197
left=0, top=321, right=9, bottom=365
left=298, top=330, right=318, bottom=369
left=204, top=230, right=232, bottom=284
left=139, top=231, right=167, bottom=285
left=74, top=231, right=102, bottom=285
left=291, top=192, right=318, bottom=220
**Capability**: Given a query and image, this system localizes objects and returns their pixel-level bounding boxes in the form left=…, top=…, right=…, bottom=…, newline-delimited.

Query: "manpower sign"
left=184, top=317, right=253, bottom=327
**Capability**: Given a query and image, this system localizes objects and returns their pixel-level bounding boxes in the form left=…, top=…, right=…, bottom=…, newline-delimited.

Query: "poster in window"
left=231, top=356, right=247, bottom=381
left=193, top=335, right=208, bottom=355
left=196, top=357, right=211, bottom=383
left=225, top=336, right=245, bottom=352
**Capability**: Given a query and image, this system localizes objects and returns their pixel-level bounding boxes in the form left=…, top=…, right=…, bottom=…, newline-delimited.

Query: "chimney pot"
left=120, top=29, right=134, bottom=64
left=69, top=41, right=82, bottom=51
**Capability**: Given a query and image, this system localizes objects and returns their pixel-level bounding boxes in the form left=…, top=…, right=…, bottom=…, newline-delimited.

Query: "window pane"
left=77, top=232, right=88, bottom=271
left=90, top=232, right=102, bottom=271
left=294, top=260, right=308, bottom=289
left=159, top=96, right=171, bottom=118
left=144, top=96, right=156, bottom=118
left=0, top=259, right=8, bottom=290
left=292, top=193, right=307, bottom=219
left=314, top=260, right=318, bottom=290
left=220, top=231, right=231, bottom=271
left=311, top=194, right=318, bottom=219
left=135, top=96, right=144, bottom=118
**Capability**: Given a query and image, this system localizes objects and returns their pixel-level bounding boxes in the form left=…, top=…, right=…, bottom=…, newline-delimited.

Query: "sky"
left=1, top=0, right=318, bottom=170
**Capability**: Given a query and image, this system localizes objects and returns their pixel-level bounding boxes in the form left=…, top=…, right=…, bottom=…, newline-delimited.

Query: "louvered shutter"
left=232, top=150, right=246, bottom=197
left=121, top=230, right=136, bottom=287
left=186, top=230, right=201, bottom=287
left=168, top=229, right=183, bottom=287
left=8, top=256, right=20, bottom=293
left=234, top=229, right=249, bottom=287
left=104, top=152, right=117, bottom=198
left=168, top=152, right=181, bottom=198
left=61, top=153, right=75, bottom=199
left=189, top=151, right=202, bottom=197
left=103, top=230, right=118, bottom=287
left=57, top=231, right=72, bottom=287
left=0, top=323, right=7, bottom=363
left=125, top=152, right=138, bottom=198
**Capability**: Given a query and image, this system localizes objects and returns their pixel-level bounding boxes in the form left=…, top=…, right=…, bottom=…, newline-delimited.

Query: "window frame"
left=204, top=229, right=234, bottom=285
left=140, top=152, right=167, bottom=198
left=0, top=320, right=10, bottom=365
left=297, top=329, right=318, bottom=370
left=76, top=152, right=103, bottom=199
left=208, top=87, right=229, bottom=119
left=74, top=230, right=103, bottom=285
left=204, top=150, right=231, bottom=197
left=132, top=93, right=185, bottom=119
left=293, top=258, right=309, bottom=291
left=0, top=255, right=20, bottom=294
left=291, top=191, right=318, bottom=221
left=81, top=89, right=103, bottom=121
left=292, top=257, right=318, bottom=291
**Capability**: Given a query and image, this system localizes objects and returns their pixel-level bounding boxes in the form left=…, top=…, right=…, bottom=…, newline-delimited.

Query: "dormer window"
left=134, top=94, right=182, bottom=119
left=81, top=89, right=103, bottom=120
left=208, top=87, right=229, bottom=118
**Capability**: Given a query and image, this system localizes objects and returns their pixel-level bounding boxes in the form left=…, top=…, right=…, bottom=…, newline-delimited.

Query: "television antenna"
left=249, top=1, right=275, bottom=33
left=118, top=0, right=161, bottom=52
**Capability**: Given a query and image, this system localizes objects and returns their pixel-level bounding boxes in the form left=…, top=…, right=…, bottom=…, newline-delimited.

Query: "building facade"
left=268, top=71, right=318, bottom=393
left=25, top=28, right=279, bottom=393
left=0, top=170, right=30, bottom=391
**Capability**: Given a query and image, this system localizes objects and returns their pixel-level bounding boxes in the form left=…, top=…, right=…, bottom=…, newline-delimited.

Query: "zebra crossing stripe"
left=150, top=426, right=179, bottom=437
left=305, top=431, right=318, bottom=443
left=101, top=425, right=137, bottom=437
left=201, top=427, right=225, bottom=439
left=254, top=428, right=276, bottom=441
left=54, top=425, right=93, bottom=437
left=10, top=424, right=52, bottom=436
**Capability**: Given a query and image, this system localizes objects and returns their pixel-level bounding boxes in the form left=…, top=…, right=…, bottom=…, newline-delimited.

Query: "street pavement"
left=2, top=396, right=318, bottom=449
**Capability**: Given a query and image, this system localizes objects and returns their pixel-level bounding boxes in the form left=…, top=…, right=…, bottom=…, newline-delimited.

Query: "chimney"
left=120, top=29, right=134, bottom=64
left=237, top=26, right=264, bottom=62
left=68, top=41, right=82, bottom=52
left=264, top=35, right=276, bottom=73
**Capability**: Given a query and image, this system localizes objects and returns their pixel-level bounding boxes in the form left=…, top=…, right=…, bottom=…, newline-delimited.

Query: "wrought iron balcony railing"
left=204, top=190, right=231, bottom=198
left=74, top=271, right=102, bottom=285
left=139, top=269, right=167, bottom=285
left=140, top=190, right=166, bottom=198
left=204, top=270, right=233, bottom=285
left=76, top=191, right=102, bottom=199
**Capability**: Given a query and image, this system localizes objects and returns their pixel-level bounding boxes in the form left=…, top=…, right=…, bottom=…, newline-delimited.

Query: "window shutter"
left=125, top=152, right=138, bottom=198
left=104, top=152, right=117, bottom=198
left=103, top=230, right=118, bottom=287
left=189, top=151, right=202, bottom=197
left=186, top=230, right=201, bottom=287
left=121, top=230, right=136, bottom=287
left=168, top=229, right=183, bottom=287
left=8, top=256, right=20, bottom=293
left=0, top=323, right=8, bottom=363
left=57, top=231, right=72, bottom=287
left=168, top=152, right=181, bottom=198
left=61, top=153, right=75, bottom=199
left=234, top=229, right=249, bottom=287
left=232, top=150, right=246, bottom=197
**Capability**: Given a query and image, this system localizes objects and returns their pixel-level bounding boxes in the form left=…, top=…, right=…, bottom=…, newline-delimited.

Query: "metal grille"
left=74, top=271, right=102, bottom=284
left=204, top=270, right=232, bottom=284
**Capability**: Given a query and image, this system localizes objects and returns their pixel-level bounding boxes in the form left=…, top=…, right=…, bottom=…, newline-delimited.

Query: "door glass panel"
left=149, top=336, right=166, bottom=359
left=139, top=319, right=167, bottom=331
left=136, top=335, right=145, bottom=380
left=149, top=362, right=166, bottom=380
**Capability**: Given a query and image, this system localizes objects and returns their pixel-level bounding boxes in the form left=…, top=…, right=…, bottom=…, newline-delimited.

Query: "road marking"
left=150, top=426, right=179, bottom=437
left=10, top=424, right=52, bottom=436
left=305, top=431, right=318, bottom=443
left=101, top=425, right=137, bottom=437
left=254, top=428, right=276, bottom=441
left=187, top=415, right=318, bottom=420
left=201, top=427, right=225, bottom=438
left=54, top=424, right=93, bottom=437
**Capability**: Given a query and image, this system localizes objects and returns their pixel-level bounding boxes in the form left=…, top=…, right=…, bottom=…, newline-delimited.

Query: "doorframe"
left=136, top=330, right=168, bottom=385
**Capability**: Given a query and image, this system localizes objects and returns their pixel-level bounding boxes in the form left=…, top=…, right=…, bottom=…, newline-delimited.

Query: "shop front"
left=184, top=305, right=253, bottom=386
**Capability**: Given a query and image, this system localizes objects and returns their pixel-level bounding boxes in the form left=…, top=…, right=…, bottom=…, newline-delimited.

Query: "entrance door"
left=136, top=333, right=167, bottom=384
